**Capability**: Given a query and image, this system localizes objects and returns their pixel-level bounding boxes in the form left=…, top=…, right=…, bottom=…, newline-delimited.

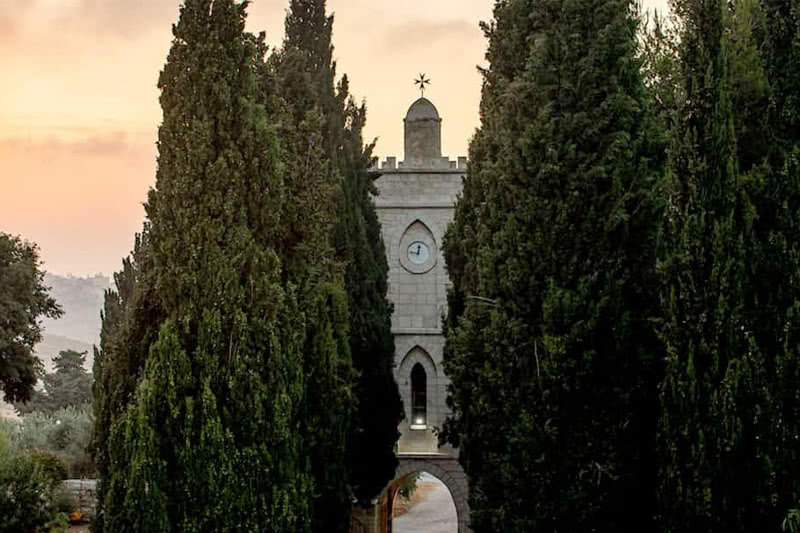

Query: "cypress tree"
left=336, top=99, right=403, bottom=506
left=278, top=0, right=402, bottom=521
left=90, top=231, right=164, bottom=533
left=740, top=0, right=800, bottom=524
left=273, top=4, right=353, bottom=531
left=442, top=0, right=663, bottom=530
left=655, top=0, right=757, bottom=530
left=97, top=1, right=314, bottom=530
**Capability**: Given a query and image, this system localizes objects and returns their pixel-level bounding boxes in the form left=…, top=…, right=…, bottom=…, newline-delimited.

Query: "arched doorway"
left=385, top=457, right=470, bottom=533
left=391, top=471, right=457, bottom=533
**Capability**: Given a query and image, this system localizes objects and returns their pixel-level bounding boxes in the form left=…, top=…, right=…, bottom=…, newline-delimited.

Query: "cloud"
left=0, top=131, right=136, bottom=157
left=51, top=0, right=178, bottom=40
left=0, top=131, right=156, bottom=277
left=381, top=19, right=479, bottom=55
left=0, top=15, right=15, bottom=39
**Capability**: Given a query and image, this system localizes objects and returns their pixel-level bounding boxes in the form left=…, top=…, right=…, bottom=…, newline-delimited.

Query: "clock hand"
left=416, top=244, right=421, bottom=256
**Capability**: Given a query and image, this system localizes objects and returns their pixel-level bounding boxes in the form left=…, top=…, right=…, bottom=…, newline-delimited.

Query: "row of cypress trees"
left=90, top=1, right=401, bottom=531
left=442, top=0, right=800, bottom=531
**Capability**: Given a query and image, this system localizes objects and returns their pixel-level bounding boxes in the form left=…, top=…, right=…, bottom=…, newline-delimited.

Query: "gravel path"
left=393, top=473, right=457, bottom=533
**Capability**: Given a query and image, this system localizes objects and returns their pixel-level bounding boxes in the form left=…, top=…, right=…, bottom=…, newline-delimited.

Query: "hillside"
left=42, top=273, right=110, bottom=345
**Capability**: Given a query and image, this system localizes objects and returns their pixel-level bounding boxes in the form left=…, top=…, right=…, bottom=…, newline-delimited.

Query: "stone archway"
left=394, top=456, right=470, bottom=533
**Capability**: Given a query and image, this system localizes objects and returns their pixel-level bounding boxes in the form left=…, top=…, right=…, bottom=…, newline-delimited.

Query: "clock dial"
left=407, top=241, right=430, bottom=265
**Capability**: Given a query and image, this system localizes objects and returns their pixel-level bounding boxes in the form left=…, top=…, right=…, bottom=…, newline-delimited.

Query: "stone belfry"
left=404, top=97, right=443, bottom=168
left=357, top=87, right=470, bottom=533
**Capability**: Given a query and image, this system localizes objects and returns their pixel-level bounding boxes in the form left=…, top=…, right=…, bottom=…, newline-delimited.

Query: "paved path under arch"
left=394, top=473, right=458, bottom=533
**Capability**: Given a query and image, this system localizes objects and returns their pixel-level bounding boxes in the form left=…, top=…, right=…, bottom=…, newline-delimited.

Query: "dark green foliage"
left=91, top=0, right=397, bottom=530
left=337, top=129, right=403, bottom=506
left=0, top=427, right=68, bottom=533
left=280, top=0, right=402, bottom=522
left=0, top=233, right=62, bottom=403
left=16, top=350, right=92, bottom=415
left=28, top=450, right=69, bottom=482
left=275, top=3, right=354, bottom=531
left=94, top=1, right=321, bottom=530
left=736, top=0, right=800, bottom=525
left=442, top=0, right=663, bottom=530
left=654, top=0, right=758, bottom=530
left=90, top=231, right=163, bottom=532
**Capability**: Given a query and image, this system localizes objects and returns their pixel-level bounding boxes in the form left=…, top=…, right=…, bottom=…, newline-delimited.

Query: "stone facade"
left=364, top=96, right=470, bottom=532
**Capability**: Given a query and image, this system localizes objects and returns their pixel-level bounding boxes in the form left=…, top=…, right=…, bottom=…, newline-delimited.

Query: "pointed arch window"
left=410, top=363, right=427, bottom=429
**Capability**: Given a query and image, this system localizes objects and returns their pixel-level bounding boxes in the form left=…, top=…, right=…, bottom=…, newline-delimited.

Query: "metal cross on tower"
left=414, top=73, right=431, bottom=97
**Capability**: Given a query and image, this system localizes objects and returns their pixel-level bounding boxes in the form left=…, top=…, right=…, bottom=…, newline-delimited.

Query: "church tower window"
left=410, top=363, right=427, bottom=429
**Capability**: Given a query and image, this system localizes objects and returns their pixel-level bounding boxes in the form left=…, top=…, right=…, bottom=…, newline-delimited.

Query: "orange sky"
left=0, top=0, right=670, bottom=277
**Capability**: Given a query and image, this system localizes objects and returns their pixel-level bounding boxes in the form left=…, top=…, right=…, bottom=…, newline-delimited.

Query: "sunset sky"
left=0, top=0, right=670, bottom=277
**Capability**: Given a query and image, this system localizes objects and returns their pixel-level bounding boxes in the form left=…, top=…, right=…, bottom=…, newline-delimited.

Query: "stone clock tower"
left=364, top=96, right=470, bottom=532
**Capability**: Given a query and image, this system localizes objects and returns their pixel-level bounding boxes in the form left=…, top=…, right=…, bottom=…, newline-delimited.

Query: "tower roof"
left=405, top=97, right=440, bottom=121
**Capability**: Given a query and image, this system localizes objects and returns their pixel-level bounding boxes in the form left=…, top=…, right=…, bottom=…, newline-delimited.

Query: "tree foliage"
left=0, top=426, right=70, bottom=533
left=279, top=0, right=402, bottom=520
left=749, top=0, right=800, bottom=524
left=442, top=0, right=664, bottom=530
left=654, top=1, right=754, bottom=528
left=94, top=1, right=315, bottom=530
left=16, top=349, right=92, bottom=415
left=0, top=233, right=62, bottom=404
left=89, top=0, right=402, bottom=530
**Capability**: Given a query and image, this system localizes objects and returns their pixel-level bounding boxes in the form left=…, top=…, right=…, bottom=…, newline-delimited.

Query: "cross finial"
left=414, top=73, right=431, bottom=97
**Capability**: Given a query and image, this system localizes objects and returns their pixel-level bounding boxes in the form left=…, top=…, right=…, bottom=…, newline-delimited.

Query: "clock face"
left=407, top=241, right=430, bottom=265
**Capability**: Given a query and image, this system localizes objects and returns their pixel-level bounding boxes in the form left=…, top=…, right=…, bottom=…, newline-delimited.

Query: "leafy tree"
left=442, top=0, right=664, bottom=530
left=0, top=232, right=62, bottom=403
left=16, top=349, right=92, bottom=415
left=96, top=1, right=316, bottom=530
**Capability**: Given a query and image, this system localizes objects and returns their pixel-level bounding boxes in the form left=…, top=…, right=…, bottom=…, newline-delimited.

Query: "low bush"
left=4, top=406, right=95, bottom=478
left=0, top=427, right=69, bottom=533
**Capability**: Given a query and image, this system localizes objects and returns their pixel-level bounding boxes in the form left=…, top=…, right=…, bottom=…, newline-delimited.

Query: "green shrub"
left=43, top=512, right=69, bottom=533
left=6, top=406, right=96, bottom=478
left=0, top=428, right=65, bottom=533
left=29, top=449, right=68, bottom=481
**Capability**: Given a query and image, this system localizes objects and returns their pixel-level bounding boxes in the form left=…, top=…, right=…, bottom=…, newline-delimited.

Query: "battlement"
left=372, top=155, right=468, bottom=172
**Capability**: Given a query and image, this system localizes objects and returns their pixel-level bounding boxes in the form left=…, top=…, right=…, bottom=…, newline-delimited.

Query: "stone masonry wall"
left=374, top=169, right=464, bottom=456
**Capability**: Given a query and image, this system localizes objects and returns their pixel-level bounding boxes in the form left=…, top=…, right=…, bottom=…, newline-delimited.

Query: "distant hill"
left=42, top=273, right=110, bottom=345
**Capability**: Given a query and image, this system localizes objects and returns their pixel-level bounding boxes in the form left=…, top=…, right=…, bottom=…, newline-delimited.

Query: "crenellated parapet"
left=371, top=155, right=468, bottom=172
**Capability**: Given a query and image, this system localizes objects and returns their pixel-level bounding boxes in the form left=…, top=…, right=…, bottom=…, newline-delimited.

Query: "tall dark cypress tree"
left=336, top=100, right=403, bottom=506
left=95, top=1, right=314, bottom=530
left=655, top=1, right=757, bottom=530
left=741, top=0, right=800, bottom=525
left=91, top=230, right=165, bottom=533
left=278, top=0, right=402, bottom=522
left=273, top=4, right=354, bottom=532
left=442, top=0, right=663, bottom=530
